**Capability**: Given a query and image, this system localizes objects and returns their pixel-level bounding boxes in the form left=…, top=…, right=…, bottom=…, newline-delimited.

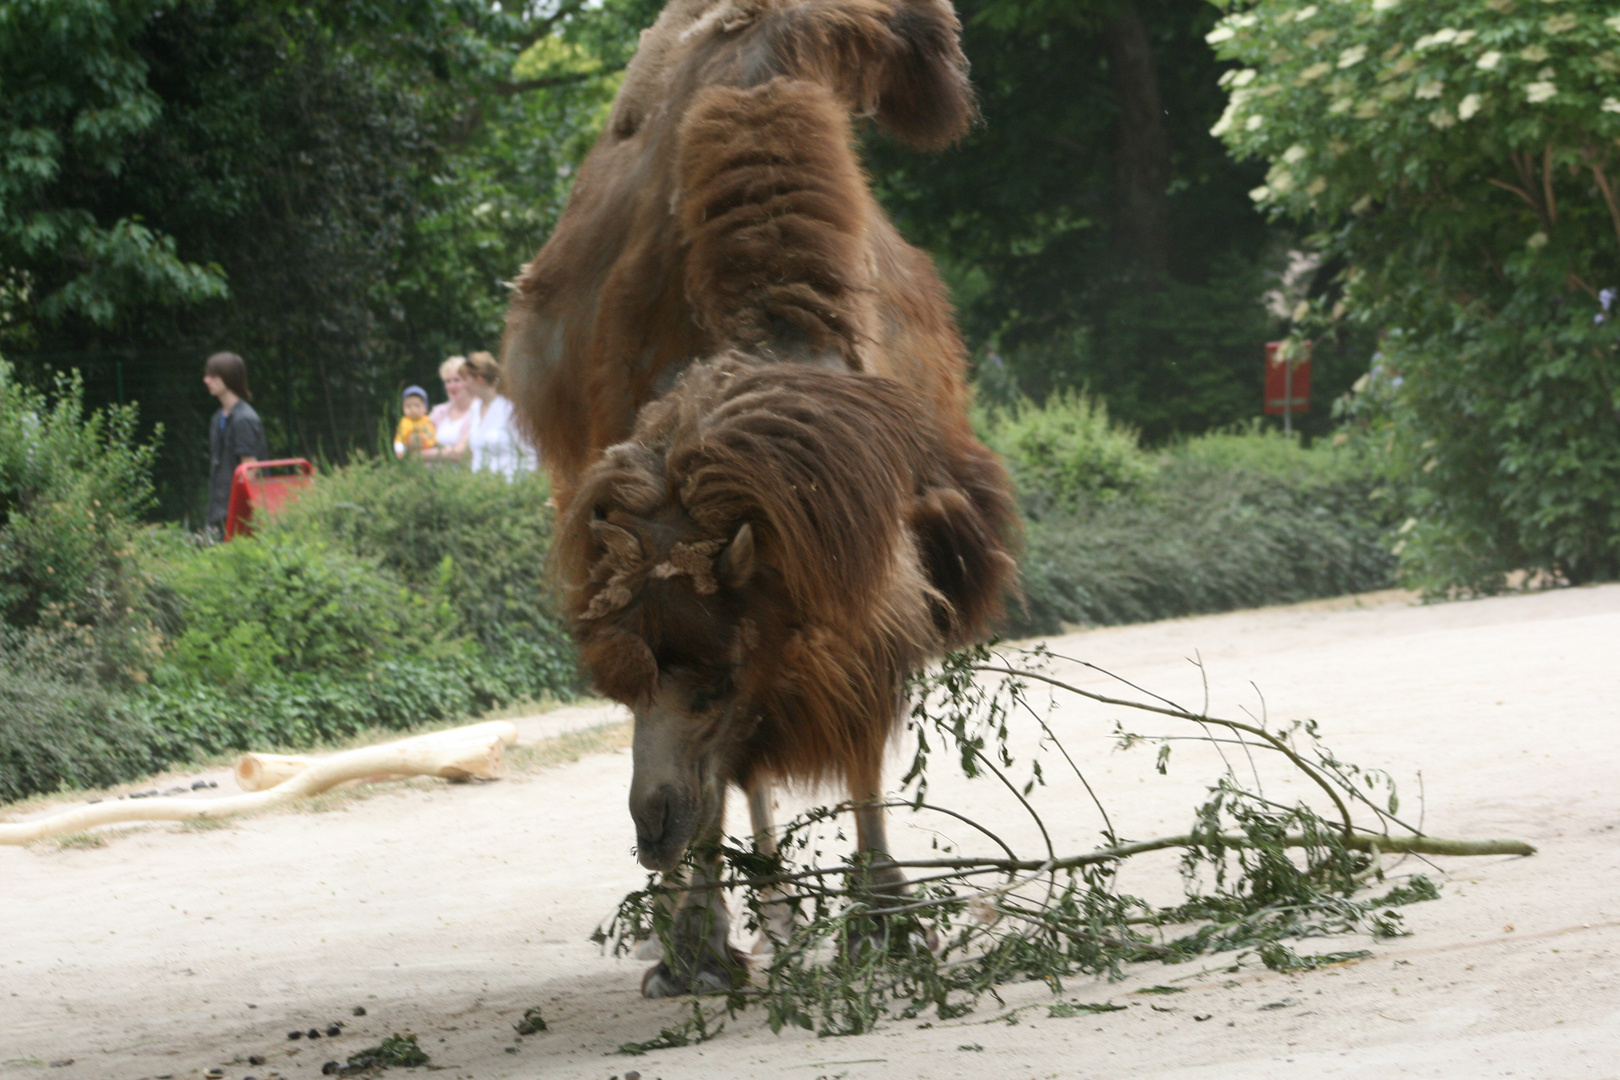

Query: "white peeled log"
left=233, top=720, right=519, bottom=791
left=0, top=720, right=518, bottom=846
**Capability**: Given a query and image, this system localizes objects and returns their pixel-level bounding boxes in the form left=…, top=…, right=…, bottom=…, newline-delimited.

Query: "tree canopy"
left=869, top=0, right=1309, bottom=440
left=1, top=0, right=652, bottom=516
left=1209, top=0, right=1620, bottom=588
left=4, top=0, right=1309, bottom=516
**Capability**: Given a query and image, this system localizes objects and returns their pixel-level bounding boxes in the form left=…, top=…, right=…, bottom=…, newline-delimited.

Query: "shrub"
left=1169, top=420, right=1369, bottom=489
left=265, top=458, right=573, bottom=673
left=1348, top=291, right=1620, bottom=594
left=1207, top=0, right=1620, bottom=593
left=1006, top=429, right=1395, bottom=636
left=148, top=532, right=449, bottom=688
left=0, top=359, right=158, bottom=673
left=977, top=389, right=1158, bottom=518
left=0, top=628, right=170, bottom=803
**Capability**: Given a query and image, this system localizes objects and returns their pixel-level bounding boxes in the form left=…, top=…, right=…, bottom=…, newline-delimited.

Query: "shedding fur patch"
left=649, top=538, right=727, bottom=594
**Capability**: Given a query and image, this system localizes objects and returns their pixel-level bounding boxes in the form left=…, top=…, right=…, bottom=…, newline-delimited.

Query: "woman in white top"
left=452, top=351, right=538, bottom=478
left=421, top=356, right=475, bottom=461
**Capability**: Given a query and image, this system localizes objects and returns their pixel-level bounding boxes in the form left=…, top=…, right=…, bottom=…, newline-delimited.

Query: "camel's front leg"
left=746, top=782, right=797, bottom=954
left=641, top=803, right=746, bottom=998
left=850, top=781, right=907, bottom=897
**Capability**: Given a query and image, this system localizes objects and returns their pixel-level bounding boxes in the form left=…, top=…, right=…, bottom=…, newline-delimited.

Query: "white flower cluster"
left=1205, top=11, right=1256, bottom=45
left=1413, top=28, right=1474, bottom=50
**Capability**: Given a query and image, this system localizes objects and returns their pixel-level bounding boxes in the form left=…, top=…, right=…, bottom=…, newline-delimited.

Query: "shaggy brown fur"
left=502, top=0, right=1013, bottom=997
left=556, top=357, right=1014, bottom=791
left=504, top=0, right=982, bottom=497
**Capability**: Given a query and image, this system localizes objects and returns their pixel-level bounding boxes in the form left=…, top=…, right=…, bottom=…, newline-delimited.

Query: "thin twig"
left=968, top=665, right=1358, bottom=839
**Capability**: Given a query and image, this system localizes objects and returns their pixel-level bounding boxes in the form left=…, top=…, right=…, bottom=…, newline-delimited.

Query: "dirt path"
left=4, top=585, right=1619, bottom=1080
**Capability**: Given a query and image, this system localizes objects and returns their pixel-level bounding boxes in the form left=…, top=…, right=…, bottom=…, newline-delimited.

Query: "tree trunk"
left=1103, top=2, right=1172, bottom=282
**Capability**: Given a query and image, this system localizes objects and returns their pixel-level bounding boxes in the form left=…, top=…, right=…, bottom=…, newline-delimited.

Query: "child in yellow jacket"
left=394, top=386, right=438, bottom=458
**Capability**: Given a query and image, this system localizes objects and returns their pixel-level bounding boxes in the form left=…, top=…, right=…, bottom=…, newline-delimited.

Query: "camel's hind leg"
left=746, top=782, right=797, bottom=954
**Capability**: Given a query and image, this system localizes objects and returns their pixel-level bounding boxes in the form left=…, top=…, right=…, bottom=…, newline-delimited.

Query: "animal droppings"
left=204, top=1070, right=225, bottom=1079
left=326, top=1024, right=342, bottom=1037
left=248, top=1055, right=265, bottom=1065
left=192, top=780, right=210, bottom=790
left=288, top=1031, right=303, bottom=1040
left=321, top=1061, right=340, bottom=1075
left=626, top=1072, right=641, bottom=1080
left=307, top=1028, right=322, bottom=1039
left=352, top=1006, right=366, bottom=1016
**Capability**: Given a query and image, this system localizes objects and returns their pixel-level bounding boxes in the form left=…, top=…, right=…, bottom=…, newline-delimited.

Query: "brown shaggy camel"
left=503, top=0, right=1017, bottom=997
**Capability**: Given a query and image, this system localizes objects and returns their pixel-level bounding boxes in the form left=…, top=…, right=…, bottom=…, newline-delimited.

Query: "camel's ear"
left=716, top=522, right=756, bottom=589
left=590, top=519, right=644, bottom=565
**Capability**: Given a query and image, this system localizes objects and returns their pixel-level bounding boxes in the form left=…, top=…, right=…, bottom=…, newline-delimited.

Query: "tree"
left=0, top=0, right=650, bottom=518
left=0, top=0, right=226, bottom=332
left=867, top=0, right=1312, bottom=440
left=1209, top=0, right=1620, bottom=588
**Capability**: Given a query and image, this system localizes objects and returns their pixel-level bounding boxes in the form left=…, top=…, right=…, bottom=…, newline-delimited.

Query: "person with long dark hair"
left=202, top=351, right=268, bottom=536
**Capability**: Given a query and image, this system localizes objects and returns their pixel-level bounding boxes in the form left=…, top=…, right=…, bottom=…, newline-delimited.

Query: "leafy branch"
left=597, top=645, right=1535, bottom=1040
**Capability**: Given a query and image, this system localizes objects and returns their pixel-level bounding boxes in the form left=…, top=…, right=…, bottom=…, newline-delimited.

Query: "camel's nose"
left=631, top=784, right=676, bottom=856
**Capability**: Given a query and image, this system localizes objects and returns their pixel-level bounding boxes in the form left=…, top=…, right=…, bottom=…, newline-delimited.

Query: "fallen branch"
left=0, top=721, right=518, bottom=845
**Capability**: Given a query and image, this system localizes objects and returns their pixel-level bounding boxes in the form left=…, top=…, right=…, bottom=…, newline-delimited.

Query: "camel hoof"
left=640, top=958, right=737, bottom=998
left=632, top=937, right=664, bottom=961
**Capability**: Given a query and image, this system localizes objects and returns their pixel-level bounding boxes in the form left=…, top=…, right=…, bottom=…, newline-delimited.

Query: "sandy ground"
left=4, top=584, right=1619, bottom=1080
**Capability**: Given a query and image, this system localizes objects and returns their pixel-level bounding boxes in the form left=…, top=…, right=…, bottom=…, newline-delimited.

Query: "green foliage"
left=869, top=0, right=1285, bottom=438
left=597, top=647, right=1453, bottom=1038
left=1209, top=0, right=1620, bottom=591
left=977, top=390, right=1158, bottom=517
left=0, top=628, right=168, bottom=803
left=1355, top=288, right=1620, bottom=593
left=1, top=0, right=652, bottom=516
left=997, top=413, right=1394, bottom=635
left=265, top=458, right=574, bottom=683
left=0, top=401, right=577, bottom=802
left=0, top=0, right=227, bottom=330
left=0, top=359, right=160, bottom=676
left=150, top=533, right=444, bottom=689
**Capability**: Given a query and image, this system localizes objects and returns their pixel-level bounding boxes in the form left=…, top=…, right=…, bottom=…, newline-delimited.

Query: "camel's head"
left=554, top=358, right=981, bottom=872
left=565, top=464, right=774, bottom=871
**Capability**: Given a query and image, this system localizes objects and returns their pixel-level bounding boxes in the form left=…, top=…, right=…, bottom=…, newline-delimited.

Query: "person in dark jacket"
left=202, top=351, right=268, bottom=536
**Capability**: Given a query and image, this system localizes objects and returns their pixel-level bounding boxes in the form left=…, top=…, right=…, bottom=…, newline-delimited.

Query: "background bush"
left=980, top=414, right=1396, bottom=636
left=2, top=364, right=1396, bottom=803
left=0, top=364, right=580, bottom=801
left=0, top=360, right=160, bottom=677
left=265, top=457, right=569, bottom=664
left=1208, top=0, right=1620, bottom=595
left=976, top=390, right=1158, bottom=519
left=149, top=532, right=448, bottom=688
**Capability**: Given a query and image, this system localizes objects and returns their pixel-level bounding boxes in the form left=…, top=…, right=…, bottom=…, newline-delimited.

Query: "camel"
left=503, top=0, right=1017, bottom=997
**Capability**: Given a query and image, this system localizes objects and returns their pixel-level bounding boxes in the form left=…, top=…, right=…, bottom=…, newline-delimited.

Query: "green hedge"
left=1008, top=458, right=1395, bottom=636
left=986, top=420, right=1396, bottom=637
left=1, top=364, right=1398, bottom=804
left=0, top=365, right=580, bottom=802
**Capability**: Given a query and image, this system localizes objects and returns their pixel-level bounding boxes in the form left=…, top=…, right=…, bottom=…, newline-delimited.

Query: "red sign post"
left=1264, top=341, right=1312, bottom=434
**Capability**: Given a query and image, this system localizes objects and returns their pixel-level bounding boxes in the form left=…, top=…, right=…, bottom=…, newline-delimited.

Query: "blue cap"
left=403, top=385, right=428, bottom=405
